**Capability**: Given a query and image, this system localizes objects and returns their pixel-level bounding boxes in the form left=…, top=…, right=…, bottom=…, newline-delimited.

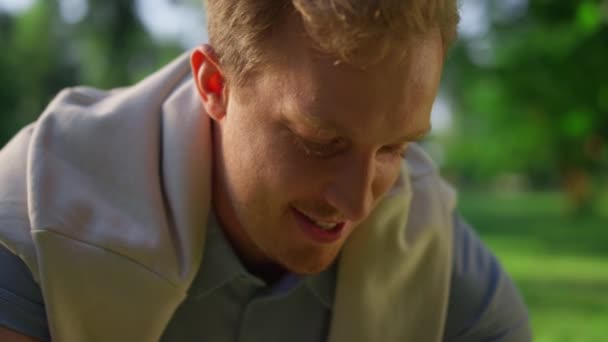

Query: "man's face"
left=211, top=21, right=444, bottom=276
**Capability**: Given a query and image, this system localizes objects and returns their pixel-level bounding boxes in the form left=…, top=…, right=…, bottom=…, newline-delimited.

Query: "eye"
left=379, top=144, right=409, bottom=160
left=298, top=137, right=343, bottom=157
left=288, top=129, right=343, bottom=158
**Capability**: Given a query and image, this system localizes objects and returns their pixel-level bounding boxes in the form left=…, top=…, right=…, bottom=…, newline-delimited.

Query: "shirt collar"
left=189, top=211, right=248, bottom=299
left=189, top=210, right=336, bottom=309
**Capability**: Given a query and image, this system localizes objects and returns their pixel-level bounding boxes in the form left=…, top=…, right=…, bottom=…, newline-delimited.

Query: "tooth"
left=314, top=220, right=337, bottom=229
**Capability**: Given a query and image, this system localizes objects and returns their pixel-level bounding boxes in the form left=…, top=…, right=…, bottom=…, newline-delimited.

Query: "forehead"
left=260, top=22, right=444, bottom=143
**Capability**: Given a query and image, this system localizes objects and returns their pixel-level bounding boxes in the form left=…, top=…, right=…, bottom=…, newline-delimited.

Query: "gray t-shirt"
left=0, top=214, right=531, bottom=341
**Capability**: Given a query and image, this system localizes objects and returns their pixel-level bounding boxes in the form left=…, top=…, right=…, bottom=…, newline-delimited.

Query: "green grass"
left=458, top=191, right=608, bottom=342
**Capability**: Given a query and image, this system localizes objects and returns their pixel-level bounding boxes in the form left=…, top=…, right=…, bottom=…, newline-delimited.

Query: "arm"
left=443, top=214, right=532, bottom=342
left=0, top=245, right=51, bottom=342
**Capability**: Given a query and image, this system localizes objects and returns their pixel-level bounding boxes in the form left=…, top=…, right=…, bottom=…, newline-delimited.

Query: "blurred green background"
left=0, top=0, right=607, bottom=340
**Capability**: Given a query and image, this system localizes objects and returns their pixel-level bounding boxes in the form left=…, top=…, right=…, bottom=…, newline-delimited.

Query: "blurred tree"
left=0, top=2, right=73, bottom=142
left=0, top=0, right=183, bottom=147
left=443, top=0, right=608, bottom=214
left=70, top=0, right=183, bottom=87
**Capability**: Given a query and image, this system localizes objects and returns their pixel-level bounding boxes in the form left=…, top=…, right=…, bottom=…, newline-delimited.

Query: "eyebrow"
left=293, top=110, right=431, bottom=143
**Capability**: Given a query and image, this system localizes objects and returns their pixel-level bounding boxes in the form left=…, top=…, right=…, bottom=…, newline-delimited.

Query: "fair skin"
left=192, top=17, right=444, bottom=283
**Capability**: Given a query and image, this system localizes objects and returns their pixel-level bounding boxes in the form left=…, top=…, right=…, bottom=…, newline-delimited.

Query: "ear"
left=191, top=45, right=227, bottom=121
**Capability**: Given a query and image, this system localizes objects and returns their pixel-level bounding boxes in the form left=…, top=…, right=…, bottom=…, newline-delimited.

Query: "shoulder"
left=400, top=144, right=456, bottom=247
left=0, top=124, right=40, bottom=276
left=0, top=245, right=50, bottom=341
left=444, top=214, right=532, bottom=342
left=403, top=145, right=531, bottom=341
left=404, top=144, right=457, bottom=214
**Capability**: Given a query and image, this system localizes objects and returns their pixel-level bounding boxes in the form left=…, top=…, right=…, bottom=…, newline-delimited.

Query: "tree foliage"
left=0, top=0, right=182, bottom=147
left=443, top=0, right=607, bottom=212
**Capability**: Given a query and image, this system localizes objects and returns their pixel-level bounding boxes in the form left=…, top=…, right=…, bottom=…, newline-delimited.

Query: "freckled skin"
left=194, top=19, right=445, bottom=281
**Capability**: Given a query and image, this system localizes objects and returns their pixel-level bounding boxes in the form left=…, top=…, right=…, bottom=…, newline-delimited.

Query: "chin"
left=280, top=250, right=339, bottom=275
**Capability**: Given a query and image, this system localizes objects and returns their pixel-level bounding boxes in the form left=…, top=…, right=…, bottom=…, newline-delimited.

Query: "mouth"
left=291, top=207, right=347, bottom=244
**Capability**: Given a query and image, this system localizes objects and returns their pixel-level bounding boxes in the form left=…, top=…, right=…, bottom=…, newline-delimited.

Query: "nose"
left=324, top=154, right=375, bottom=222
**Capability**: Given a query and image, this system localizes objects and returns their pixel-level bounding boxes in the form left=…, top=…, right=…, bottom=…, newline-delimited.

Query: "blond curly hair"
left=205, top=0, right=459, bottom=83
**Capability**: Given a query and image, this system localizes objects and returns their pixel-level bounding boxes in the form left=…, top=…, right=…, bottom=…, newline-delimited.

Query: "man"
left=0, top=0, right=531, bottom=341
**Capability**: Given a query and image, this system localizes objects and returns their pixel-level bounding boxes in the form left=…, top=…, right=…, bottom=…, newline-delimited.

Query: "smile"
left=311, top=219, right=340, bottom=230
left=291, top=207, right=347, bottom=243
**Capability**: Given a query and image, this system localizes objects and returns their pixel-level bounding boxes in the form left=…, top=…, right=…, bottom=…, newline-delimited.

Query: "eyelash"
left=383, top=145, right=409, bottom=159
left=291, top=131, right=407, bottom=160
left=291, top=134, right=340, bottom=157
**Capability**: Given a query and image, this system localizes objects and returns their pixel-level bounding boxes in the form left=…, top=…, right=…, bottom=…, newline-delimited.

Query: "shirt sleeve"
left=443, top=214, right=532, bottom=342
left=0, top=244, right=51, bottom=341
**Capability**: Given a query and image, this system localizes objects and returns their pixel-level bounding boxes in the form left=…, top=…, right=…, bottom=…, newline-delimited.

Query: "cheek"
left=269, top=153, right=324, bottom=199
left=226, top=121, right=316, bottom=203
left=372, top=162, right=402, bottom=199
left=220, top=121, right=270, bottom=203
